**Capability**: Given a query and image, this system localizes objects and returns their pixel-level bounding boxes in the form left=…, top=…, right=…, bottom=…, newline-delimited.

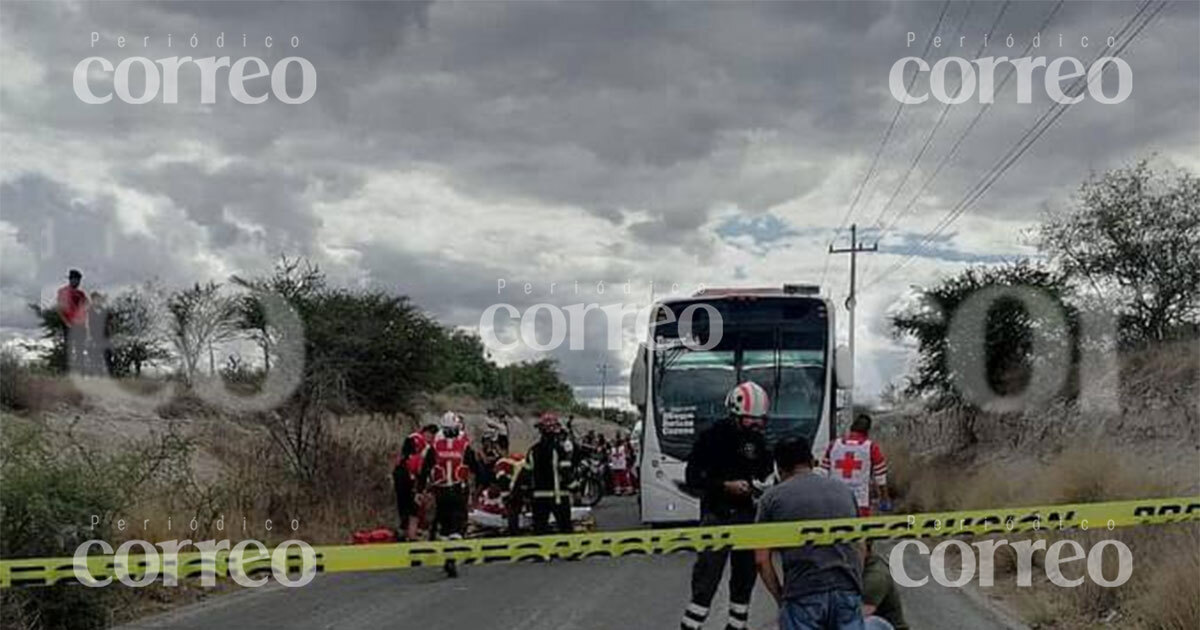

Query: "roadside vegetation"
left=882, top=159, right=1199, bottom=629
left=1, top=257, right=625, bottom=629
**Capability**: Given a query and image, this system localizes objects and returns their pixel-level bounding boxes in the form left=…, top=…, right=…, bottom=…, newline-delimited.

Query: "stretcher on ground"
left=467, top=507, right=595, bottom=535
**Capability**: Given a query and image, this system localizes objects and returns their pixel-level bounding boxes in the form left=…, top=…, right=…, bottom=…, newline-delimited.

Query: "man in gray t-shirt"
left=755, top=437, right=865, bottom=630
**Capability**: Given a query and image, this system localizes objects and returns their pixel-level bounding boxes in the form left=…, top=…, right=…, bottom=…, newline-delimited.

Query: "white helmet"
left=725, top=381, right=770, bottom=419
left=439, top=411, right=462, bottom=430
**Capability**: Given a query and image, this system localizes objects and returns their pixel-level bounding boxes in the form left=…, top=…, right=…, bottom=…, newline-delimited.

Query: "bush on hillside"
left=1, top=350, right=27, bottom=411
left=891, top=260, right=1077, bottom=415
left=0, top=418, right=195, bottom=630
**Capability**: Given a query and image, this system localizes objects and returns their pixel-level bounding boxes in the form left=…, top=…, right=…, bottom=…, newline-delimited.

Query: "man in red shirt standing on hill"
left=56, top=269, right=89, bottom=371
left=819, top=413, right=891, bottom=517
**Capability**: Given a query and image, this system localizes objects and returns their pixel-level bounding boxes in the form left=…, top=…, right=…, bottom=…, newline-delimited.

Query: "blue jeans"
left=864, top=616, right=894, bottom=630
left=779, top=590, right=865, bottom=630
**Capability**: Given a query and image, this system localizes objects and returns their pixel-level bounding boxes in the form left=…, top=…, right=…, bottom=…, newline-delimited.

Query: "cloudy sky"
left=2, top=0, right=1197, bottom=404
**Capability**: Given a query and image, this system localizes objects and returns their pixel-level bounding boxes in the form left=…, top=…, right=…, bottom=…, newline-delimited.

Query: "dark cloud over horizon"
left=2, top=1, right=1197, bottom=398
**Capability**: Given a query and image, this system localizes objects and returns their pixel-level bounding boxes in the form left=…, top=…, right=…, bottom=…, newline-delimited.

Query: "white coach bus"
left=629, top=284, right=851, bottom=525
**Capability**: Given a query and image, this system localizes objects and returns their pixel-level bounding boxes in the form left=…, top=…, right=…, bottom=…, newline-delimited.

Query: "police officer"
left=680, top=382, right=773, bottom=630
left=520, top=412, right=575, bottom=534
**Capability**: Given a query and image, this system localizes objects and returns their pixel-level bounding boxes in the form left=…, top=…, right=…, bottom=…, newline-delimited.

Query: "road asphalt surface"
left=124, top=496, right=1027, bottom=630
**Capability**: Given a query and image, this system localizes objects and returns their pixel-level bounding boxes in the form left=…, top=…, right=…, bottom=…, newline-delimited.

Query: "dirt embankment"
left=874, top=341, right=1199, bottom=630
left=11, top=382, right=628, bottom=546
left=2, top=380, right=631, bottom=627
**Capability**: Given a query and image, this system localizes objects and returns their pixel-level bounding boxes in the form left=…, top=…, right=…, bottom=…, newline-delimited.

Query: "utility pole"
left=597, top=361, right=609, bottom=421
left=828, top=223, right=877, bottom=423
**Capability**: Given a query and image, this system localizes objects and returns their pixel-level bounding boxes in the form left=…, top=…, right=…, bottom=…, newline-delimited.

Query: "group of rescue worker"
left=389, top=382, right=900, bottom=628
left=390, top=409, right=598, bottom=576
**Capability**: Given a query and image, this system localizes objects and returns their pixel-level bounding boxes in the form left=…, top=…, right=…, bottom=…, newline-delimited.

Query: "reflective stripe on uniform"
left=552, top=448, right=560, bottom=497
left=681, top=602, right=709, bottom=629
left=728, top=602, right=749, bottom=628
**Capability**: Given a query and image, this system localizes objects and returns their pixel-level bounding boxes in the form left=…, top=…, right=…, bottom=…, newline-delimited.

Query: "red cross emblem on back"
left=834, top=451, right=863, bottom=478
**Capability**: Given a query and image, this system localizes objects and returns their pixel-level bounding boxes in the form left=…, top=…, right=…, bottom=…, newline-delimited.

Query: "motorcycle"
left=572, top=449, right=606, bottom=508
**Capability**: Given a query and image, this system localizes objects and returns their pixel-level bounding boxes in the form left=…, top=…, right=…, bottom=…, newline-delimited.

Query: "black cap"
left=68, top=269, right=82, bottom=279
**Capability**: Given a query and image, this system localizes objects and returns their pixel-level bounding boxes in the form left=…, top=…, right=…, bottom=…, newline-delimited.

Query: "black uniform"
left=521, top=435, right=575, bottom=534
left=392, top=433, right=427, bottom=533
left=680, top=420, right=771, bottom=630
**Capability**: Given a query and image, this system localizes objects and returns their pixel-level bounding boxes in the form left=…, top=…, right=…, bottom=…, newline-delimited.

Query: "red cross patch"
left=833, top=452, right=863, bottom=478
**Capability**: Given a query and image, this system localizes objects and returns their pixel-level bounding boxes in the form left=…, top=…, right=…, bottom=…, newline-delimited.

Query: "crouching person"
left=755, top=437, right=865, bottom=630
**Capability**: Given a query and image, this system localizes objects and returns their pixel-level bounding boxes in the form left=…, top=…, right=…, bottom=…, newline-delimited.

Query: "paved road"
left=124, top=497, right=1025, bottom=630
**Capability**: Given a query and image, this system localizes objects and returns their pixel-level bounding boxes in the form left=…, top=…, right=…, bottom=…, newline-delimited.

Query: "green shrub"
left=1, top=351, right=28, bottom=411
left=440, top=382, right=481, bottom=398
left=0, top=419, right=192, bottom=629
left=0, top=420, right=123, bottom=629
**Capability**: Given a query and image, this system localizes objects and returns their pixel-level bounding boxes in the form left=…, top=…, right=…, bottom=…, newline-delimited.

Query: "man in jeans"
left=755, top=437, right=864, bottom=630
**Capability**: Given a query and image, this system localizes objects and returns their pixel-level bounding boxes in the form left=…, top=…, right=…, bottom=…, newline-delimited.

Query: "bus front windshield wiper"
left=655, top=344, right=689, bottom=376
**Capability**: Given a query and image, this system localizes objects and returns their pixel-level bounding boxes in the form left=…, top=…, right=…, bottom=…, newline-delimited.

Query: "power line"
left=838, top=0, right=952, bottom=234
left=860, top=0, right=1003, bottom=284
left=817, top=0, right=951, bottom=292
left=862, top=0, right=1164, bottom=291
left=864, top=0, right=1162, bottom=290
left=873, top=0, right=1066, bottom=244
left=867, top=0, right=1009, bottom=235
left=940, top=0, right=1160, bottom=228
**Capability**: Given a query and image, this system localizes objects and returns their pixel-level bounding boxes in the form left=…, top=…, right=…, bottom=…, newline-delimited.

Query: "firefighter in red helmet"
left=515, top=412, right=575, bottom=535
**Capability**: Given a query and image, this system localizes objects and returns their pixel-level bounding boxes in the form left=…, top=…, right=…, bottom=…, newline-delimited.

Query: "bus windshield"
left=651, top=297, right=828, bottom=461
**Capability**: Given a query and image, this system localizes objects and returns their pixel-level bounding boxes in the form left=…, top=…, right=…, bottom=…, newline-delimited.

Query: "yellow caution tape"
left=2, top=496, right=1196, bottom=588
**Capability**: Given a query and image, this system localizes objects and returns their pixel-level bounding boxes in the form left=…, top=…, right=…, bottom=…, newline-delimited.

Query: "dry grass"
left=980, top=525, right=1200, bottom=629
left=1, top=373, right=85, bottom=413
left=1122, top=525, right=1200, bottom=629
left=892, top=440, right=1177, bottom=512
left=891, top=437, right=1198, bottom=629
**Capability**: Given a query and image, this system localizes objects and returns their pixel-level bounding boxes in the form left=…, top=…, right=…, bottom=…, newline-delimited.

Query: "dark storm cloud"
left=0, top=173, right=210, bottom=327
left=2, top=1, right=1197, bottom=393
left=9, top=1, right=1192, bottom=231
left=121, top=160, right=322, bottom=252
left=357, top=240, right=631, bottom=388
left=334, top=0, right=1197, bottom=231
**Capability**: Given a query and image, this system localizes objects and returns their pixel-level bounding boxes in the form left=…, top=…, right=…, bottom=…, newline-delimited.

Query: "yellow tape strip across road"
left=3, top=496, right=1197, bottom=588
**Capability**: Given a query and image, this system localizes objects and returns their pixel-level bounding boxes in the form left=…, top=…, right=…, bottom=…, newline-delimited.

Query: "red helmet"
left=536, top=412, right=562, bottom=432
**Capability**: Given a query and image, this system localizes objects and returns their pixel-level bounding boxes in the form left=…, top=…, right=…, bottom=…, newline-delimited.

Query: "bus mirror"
left=630, top=343, right=648, bottom=409
left=835, top=345, right=853, bottom=389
